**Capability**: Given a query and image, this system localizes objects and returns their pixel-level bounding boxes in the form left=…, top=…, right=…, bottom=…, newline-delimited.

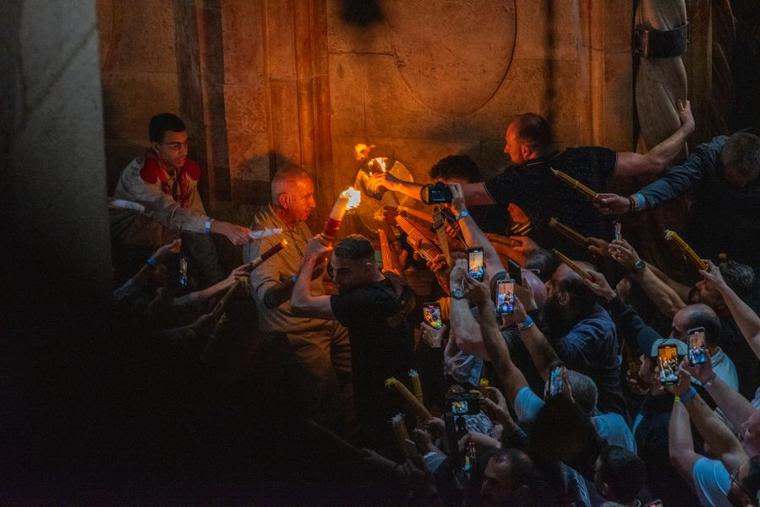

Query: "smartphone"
left=657, top=344, right=680, bottom=385
left=687, top=327, right=707, bottom=366
left=423, top=302, right=443, bottom=329
left=426, top=182, right=453, bottom=204
left=613, top=220, right=622, bottom=241
left=467, top=247, right=485, bottom=282
left=179, top=256, right=189, bottom=289
left=450, top=399, right=470, bottom=415
left=496, top=279, right=515, bottom=316
left=548, top=365, right=565, bottom=398
left=507, top=258, right=523, bottom=285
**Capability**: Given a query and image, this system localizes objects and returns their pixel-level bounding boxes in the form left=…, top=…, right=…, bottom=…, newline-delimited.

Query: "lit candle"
left=385, top=377, right=432, bottom=420
left=390, top=413, right=414, bottom=459
left=664, top=229, right=708, bottom=271
left=321, top=187, right=361, bottom=243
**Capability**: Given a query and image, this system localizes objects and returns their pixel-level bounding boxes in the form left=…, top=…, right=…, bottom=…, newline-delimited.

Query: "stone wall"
left=98, top=0, right=635, bottom=232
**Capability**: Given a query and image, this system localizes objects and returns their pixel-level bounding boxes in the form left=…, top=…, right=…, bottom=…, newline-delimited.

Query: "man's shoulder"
left=572, top=305, right=615, bottom=334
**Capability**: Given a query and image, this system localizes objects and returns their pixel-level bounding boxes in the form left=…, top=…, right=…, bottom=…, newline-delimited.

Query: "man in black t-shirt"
left=368, top=106, right=695, bottom=258
left=292, top=234, right=415, bottom=448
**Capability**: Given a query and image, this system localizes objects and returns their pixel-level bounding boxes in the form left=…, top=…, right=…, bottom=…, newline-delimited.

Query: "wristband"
left=455, top=209, right=470, bottom=221
left=204, top=218, right=215, bottom=235
left=630, top=193, right=646, bottom=211
left=146, top=255, right=159, bottom=267
left=517, top=315, right=534, bottom=331
left=679, top=387, right=698, bottom=404
left=703, top=372, right=717, bottom=388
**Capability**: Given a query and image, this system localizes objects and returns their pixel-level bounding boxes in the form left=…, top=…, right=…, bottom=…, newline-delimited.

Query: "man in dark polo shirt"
left=368, top=105, right=694, bottom=258
left=291, top=234, right=415, bottom=448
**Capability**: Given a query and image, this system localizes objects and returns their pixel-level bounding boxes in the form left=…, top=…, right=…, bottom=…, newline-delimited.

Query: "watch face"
left=634, top=260, right=646, bottom=272
left=452, top=287, right=465, bottom=299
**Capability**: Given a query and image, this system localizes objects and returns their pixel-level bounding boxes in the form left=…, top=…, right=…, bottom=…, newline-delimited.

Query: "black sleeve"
left=330, top=291, right=371, bottom=329
left=584, top=146, right=617, bottom=181
left=484, top=169, right=519, bottom=206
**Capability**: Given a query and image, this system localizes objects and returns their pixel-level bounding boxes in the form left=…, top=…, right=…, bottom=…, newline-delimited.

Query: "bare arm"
left=450, top=183, right=504, bottom=276
left=614, top=99, right=695, bottom=178
left=512, top=297, right=559, bottom=381
left=290, top=245, right=335, bottom=320
left=673, top=371, right=748, bottom=472
left=668, top=393, right=700, bottom=489
left=684, top=355, right=754, bottom=431
left=702, top=260, right=760, bottom=359
left=464, top=275, right=529, bottom=403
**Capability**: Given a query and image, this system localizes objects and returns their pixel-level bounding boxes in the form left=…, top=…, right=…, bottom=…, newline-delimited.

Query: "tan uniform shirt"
left=244, top=205, right=329, bottom=333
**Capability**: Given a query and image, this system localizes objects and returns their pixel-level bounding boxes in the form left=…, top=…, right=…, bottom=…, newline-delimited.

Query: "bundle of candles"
left=394, top=215, right=443, bottom=264
left=377, top=228, right=400, bottom=275
left=553, top=248, right=593, bottom=280
left=248, top=239, right=288, bottom=270
left=550, top=168, right=600, bottom=201
left=391, top=414, right=417, bottom=459
left=664, top=229, right=708, bottom=271
left=397, top=205, right=433, bottom=224
left=320, top=187, right=361, bottom=244
left=385, top=376, right=432, bottom=420
left=548, top=217, right=590, bottom=246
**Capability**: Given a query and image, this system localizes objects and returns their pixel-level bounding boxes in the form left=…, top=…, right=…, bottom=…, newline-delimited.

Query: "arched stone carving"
left=385, top=0, right=516, bottom=116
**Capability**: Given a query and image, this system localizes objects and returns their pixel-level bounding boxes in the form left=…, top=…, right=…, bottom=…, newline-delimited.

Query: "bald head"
left=672, top=303, right=721, bottom=347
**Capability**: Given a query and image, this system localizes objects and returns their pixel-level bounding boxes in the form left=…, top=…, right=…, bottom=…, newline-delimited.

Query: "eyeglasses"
left=162, top=141, right=189, bottom=151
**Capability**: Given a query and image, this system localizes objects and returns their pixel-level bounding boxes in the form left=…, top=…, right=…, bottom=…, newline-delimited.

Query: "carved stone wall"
left=98, top=0, right=635, bottom=229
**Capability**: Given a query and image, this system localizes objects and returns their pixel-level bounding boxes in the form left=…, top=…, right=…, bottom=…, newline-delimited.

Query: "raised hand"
left=677, top=99, right=695, bottom=132
left=609, top=238, right=642, bottom=271
left=595, top=193, right=631, bottom=215
left=582, top=269, right=617, bottom=301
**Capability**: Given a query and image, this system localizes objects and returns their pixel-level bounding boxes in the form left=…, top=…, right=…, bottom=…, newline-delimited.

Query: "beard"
left=542, top=296, right=575, bottom=338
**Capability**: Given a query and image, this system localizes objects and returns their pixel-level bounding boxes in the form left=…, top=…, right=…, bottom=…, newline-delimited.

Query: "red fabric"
left=139, top=150, right=201, bottom=208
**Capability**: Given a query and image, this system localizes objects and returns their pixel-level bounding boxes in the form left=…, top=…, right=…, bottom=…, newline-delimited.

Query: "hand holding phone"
left=496, top=279, right=515, bottom=316
left=687, top=327, right=707, bottom=366
left=467, top=247, right=485, bottom=282
left=546, top=365, right=567, bottom=398
left=657, top=344, right=680, bottom=385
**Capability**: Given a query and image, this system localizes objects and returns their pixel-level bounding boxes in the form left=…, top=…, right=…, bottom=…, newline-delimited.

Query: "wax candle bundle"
left=664, top=229, right=708, bottom=271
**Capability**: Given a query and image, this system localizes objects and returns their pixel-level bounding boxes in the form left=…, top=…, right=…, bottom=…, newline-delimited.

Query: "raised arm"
left=610, top=239, right=686, bottom=319
left=449, top=259, right=486, bottom=358
left=701, top=260, right=760, bottom=359
left=450, top=183, right=504, bottom=277
left=512, top=293, right=560, bottom=380
left=672, top=368, right=748, bottom=472
left=614, top=99, right=695, bottom=178
left=668, top=383, right=700, bottom=489
left=366, top=172, right=495, bottom=207
left=460, top=266, right=529, bottom=403
left=290, top=239, right=335, bottom=320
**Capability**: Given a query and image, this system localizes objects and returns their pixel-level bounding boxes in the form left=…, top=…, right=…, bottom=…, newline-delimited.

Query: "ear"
left=557, top=289, right=571, bottom=307
left=277, top=192, right=290, bottom=209
left=151, top=142, right=161, bottom=154
left=520, top=143, right=532, bottom=160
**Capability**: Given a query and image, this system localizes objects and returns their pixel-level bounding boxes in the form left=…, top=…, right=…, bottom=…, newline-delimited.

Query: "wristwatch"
left=632, top=259, right=646, bottom=274
left=452, top=287, right=466, bottom=300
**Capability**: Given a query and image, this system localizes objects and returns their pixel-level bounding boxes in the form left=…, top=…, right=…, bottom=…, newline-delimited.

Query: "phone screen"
left=688, top=327, right=707, bottom=366
left=658, top=345, right=680, bottom=385
left=613, top=220, right=622, bottom=241
left=423, top=302, right=443, bottom=329
left=496, top=279, right=515, bottom=316
left=548, top=366, right=564, bottom=398
left=179, top=257, right=189, bottom=289
left=451, top=400, right=469, bottom=415
left=467, top=247, right=485, bottom=282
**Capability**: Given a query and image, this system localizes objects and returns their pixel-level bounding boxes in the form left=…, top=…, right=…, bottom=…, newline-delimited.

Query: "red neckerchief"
left=139, top=150, right=201, bottom=208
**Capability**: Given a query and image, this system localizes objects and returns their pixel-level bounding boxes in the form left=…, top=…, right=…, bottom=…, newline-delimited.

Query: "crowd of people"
left=108, top=108, right=760, bottom=506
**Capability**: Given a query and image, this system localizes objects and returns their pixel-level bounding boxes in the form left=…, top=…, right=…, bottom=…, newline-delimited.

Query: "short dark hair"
left=597, top=445, right=646, bottom=503
left=490, top=448, right=539, bottom=489
left=683, top=304, right=722, bottom=348
left=720, top=259, right=755, bottom=300
left=525, top=248, right=557, bottom=282
left=334, top=234, right=374, bottom=262
left=149, top=113, right=186, bottom=143
left=558, top=261, right=599, bottom=316
left=429, top=155, right=482, bottom=183
left=511, top=113, right=553, bottom=152
left=722, top=132, right=760, bottom=178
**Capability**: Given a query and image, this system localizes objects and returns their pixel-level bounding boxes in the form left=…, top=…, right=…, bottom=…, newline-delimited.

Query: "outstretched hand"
left=583, top=269, right=617, bottom=301
left=595, top=193, right=631, bottom=215
left=699, top=260, right=727, bottom=291
left=677, top=99, right=695, bottom=132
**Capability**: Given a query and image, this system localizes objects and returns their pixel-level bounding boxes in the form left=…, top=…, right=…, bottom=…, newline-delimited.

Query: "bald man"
left=244, top=166, right=352, bottom=433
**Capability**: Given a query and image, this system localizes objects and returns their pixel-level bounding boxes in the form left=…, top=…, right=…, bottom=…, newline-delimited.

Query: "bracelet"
left=703, top=372, right=717, bottom=388
left=455, top=209, right=470, bottom=221
left=204, top=218, right=215, bottom=235
left=517, top=315, right=534, bottom=331
left=627, top=196, right=636, bottom=214
left=146, top=255, right=159, bottom=267
left=679, top=387, right=698, bottom=404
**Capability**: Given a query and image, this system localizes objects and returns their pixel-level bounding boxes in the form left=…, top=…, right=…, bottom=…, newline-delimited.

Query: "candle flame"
left=354, top=143, right=375, bottom=161
left=341, top=186, right=361, bottom=210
